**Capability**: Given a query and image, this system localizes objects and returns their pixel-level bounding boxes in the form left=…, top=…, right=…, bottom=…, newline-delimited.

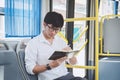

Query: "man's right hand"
left=49, top=56, right=67, bottom=68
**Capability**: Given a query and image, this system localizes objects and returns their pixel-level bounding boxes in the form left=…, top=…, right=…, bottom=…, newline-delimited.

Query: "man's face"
left=44, top=24, right=61, bottom=38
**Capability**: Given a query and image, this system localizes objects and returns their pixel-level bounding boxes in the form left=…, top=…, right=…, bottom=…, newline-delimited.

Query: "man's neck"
left=43, top=31, right=54, bottom=44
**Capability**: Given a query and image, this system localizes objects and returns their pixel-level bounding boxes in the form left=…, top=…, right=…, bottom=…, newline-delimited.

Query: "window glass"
left=75, top=0, right=86, bottom=18
left=53, top=0, right=87, bottom=77
left=99, top=0, right=114, bottom=17
left=52, top=0, right=66, bottom=37
left=99, top=0, right=120, bottom=20
left=73, top=0, right=87, bottom=77
left=118, top=1, right=120, bottom=14
left=0, top=0, right=5, bottom=38
left=52, top=0, right=66, bottom=18
left=5, top=0, right=41, bottom=38
left=0, top=0, right=5, bottom=7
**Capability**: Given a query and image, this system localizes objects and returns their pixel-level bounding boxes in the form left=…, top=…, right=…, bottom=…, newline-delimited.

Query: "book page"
left=48, top=50, right=80, bottom=60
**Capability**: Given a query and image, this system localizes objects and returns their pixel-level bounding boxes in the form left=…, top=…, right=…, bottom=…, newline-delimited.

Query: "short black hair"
left=44, top=12, right=64, bottom=28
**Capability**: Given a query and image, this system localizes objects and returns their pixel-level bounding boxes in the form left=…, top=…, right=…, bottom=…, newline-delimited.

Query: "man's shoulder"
left=55, top=35, right=67, bottom=43
left=27, top=35, right=40, bottom=44
left=55, top=35, right=63, bottom=40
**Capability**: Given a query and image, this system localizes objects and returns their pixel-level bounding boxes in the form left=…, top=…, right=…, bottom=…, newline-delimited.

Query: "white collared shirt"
left=25, top=32, right=68, bottom=80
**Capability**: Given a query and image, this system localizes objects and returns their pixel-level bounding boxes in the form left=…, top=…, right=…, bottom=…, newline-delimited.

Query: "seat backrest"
left=0, top=43, right=7, bottom=50
left=18, top=50, right=38, bottom=80
left=16, top=40, right=38, bottom=80
left=99, top=57, right=120, bottom=80
left=0, top=40, right=13, bottom=50
left=103, top=18, right=120, bottom=53
left=5, top=40, right=19, bottom=51
left=0, top=41, right=24, bottom=80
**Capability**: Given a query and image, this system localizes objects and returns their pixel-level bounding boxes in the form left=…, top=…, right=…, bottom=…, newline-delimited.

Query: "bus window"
left=52, top=0, right=87, bottom=77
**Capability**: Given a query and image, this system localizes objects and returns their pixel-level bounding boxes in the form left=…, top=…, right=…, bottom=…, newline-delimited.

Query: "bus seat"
left=16, top=41, right=38, bottom=80
left=99, top=57, right=120, bottom=80
left=0, top=43, right=7, bottom=50
left=103, top=18, right=120, bottom=53
left=0, top=41, right=24, bottom=80
left=4, top=40, right=19, bottom=51
left=0, top=40, right=13, bottom=51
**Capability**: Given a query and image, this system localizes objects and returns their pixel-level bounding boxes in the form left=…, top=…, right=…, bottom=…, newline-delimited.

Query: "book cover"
left=48, top=50, right=79, bottom=60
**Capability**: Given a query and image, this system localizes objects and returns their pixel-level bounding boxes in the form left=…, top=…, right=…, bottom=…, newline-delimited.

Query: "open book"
left=48, top=50, right=79, bottom=60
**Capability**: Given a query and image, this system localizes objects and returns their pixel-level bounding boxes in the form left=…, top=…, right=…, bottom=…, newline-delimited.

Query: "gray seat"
left=0, top=40, right=13, bottom=51
left=5, top=40, right=19, bottom=51
left=99, top=57, right=120, bottom=80
left=16, top=41, right=38, bottom=80
left=103, top=18, right=120, bottom=53
left=0, top=41, right=24, bottom=80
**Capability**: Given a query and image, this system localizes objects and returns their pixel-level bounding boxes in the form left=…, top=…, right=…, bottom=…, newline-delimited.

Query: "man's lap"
left=54, top=73, right=87, bottom=80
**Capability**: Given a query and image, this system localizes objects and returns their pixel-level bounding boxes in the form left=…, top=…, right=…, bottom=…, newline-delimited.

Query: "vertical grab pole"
left=95, top=0, right=99, bottom=80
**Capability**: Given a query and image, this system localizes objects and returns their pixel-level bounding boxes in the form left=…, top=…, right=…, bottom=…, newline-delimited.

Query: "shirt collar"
left=38, top=31, right=57, bottom=45
left=38, top=31, right=47, bottom=43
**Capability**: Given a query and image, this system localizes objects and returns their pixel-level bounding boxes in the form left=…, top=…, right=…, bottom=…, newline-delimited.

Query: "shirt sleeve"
left=25, top=40, right=37, bottom=75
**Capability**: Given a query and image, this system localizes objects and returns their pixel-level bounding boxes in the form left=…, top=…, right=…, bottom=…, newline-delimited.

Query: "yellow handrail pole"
left=57, top=32, right=68, bottom=43
left=99, top=16, right=104, bottom=54
left=95, top=0, right=99, bottom=80
left=63, top=9, right=99, bottom=80
left=74, top=39, right=88, bottom=56
left=65, top=65, right=95, bottom=70
left=102, top=14, right=120, bottom=19
left=99, top=14, right=120, bottom=55
left=99, top=54, right=120, bottom=57
left=64, top=17, right=96, bottom=22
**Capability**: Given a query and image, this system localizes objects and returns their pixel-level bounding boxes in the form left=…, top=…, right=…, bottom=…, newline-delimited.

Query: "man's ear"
left=43, top=22, right=47, bottom=29
left=43, top=22, right=47, bottom=27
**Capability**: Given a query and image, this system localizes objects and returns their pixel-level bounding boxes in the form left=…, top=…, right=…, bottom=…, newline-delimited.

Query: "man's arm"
left=33, top=56, right=67, bottom=74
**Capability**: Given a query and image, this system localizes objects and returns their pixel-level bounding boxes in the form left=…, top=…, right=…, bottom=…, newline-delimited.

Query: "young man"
left=25, top=12, right=87, bottom=80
